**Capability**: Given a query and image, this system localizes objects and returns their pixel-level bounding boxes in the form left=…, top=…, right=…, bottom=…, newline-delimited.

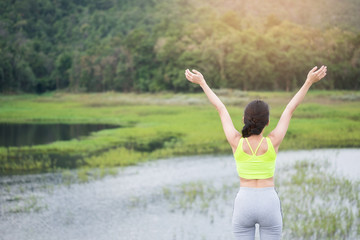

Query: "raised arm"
left=268, top=66, right=327, bottom=152
left=185, top=69, right=241, bottom=151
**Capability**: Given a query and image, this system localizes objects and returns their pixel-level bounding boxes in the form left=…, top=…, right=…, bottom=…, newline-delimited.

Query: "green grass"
left=277, top=160, right=360, bottom=239
left=0, top=90, right=359, bottom=174
left=161, top=159, right=360, bottom=239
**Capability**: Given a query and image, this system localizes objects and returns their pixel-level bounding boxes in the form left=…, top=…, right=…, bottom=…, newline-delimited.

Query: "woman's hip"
left=232, top=187, right=282, bottom=226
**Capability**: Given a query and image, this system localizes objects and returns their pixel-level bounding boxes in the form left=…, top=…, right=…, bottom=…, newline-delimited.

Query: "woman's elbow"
left=283, top=107, right=295, bottom=117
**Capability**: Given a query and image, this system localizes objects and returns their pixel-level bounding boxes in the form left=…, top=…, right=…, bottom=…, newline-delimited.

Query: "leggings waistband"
left=238, top=187, right=275, bottom=192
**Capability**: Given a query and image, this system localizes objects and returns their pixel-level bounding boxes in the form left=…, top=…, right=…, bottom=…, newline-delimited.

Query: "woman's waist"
left=239, top=177, right=274, bottom=188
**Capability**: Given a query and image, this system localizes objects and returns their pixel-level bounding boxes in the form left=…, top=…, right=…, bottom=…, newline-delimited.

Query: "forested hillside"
left=1, top=0, right=360, bottom=93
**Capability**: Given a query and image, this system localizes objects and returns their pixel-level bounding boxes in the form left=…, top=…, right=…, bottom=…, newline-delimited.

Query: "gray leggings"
left=232, top=187, right=283, bottom=240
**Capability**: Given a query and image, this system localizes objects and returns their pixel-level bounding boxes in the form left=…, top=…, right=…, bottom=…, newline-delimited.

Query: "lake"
left=0, top=149, right=359, bottom=240
left=0, top=123, right=120, bottom=147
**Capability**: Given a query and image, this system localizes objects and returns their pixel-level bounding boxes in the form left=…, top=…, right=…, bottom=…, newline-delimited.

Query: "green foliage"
left=0, top=91, right=359, bottom=174
left=1, top=0, right=360, bottom=93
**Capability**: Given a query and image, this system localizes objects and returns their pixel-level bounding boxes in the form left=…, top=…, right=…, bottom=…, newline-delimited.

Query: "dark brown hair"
left=241, top=100, right=269, bottom=137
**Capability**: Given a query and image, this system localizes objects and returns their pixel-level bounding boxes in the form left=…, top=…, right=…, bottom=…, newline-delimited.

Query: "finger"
left=310, top=66, right=318, bottom=73
left=322, top=68, right=327, bottom=75
left=185, top=70, right=192, bottom=78
left=186, top=69, right=195, bottom=77
left=315, top=65, right=324, bottom=73
left=318, top=69, right=327, bottom=78
left=192, top=69, right=200, bottom=75
left=319, top=72, right=327, bottom=79
left=186, top=74, right=194, bottom=81
left=315, top=66, right=325, bottom=76
left=317, top=66, right=327, bottom=78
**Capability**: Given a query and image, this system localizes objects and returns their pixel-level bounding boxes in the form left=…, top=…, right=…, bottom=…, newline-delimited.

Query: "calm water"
left=0, top=149, right=359, bottom=240
left=0, top=123, right=120, bottom=147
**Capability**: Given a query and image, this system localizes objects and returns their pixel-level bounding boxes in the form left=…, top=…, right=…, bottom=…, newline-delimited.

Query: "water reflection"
left=0, top=149, right=359, bottom=240
left=0, top=123, right=120, bottom=147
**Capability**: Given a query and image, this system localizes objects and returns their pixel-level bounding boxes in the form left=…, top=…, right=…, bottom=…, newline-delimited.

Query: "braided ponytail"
left=241, top=100, right=269, bottom=137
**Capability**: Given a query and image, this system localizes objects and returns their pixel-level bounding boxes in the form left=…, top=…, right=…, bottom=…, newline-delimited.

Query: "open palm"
left=185, top=69, right=205, bottom=85
left=306, top=65, right=327, bottom=84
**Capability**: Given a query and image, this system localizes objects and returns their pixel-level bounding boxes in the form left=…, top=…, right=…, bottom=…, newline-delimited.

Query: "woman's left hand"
left=185, top=69, right=206, bottom=86
left=305, top=65, right=327, bottom=84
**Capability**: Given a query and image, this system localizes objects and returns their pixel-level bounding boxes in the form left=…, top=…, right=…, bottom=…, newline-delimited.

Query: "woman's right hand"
left=306, top=65, right=327, bottom=84
left=185, top=69, right=206, bottom=86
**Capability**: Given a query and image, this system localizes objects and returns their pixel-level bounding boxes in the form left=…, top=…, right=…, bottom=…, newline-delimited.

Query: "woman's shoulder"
left=265, top=135, right=278, bottom=154
left=232, top=135, right=243, bottom=154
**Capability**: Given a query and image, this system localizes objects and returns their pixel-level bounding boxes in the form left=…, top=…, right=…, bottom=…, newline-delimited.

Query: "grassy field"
left=0, top=90, right=359, bottom=175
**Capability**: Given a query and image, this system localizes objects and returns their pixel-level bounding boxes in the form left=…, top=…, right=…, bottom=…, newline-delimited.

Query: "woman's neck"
left=247, top=134, right=264, bottom=139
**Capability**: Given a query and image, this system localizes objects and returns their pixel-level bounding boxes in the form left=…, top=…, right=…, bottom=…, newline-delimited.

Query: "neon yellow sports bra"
left=233, top=137, right=277, bottom=179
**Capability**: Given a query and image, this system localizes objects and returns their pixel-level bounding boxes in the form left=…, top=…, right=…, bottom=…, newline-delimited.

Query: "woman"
left=184, top=66, right=327, bottom=239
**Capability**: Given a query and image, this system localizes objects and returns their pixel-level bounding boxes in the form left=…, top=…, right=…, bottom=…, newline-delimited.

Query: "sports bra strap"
left=245, top=137, right=264, bottom=155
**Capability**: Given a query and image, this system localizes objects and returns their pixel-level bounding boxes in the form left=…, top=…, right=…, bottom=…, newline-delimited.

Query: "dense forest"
left=1, top=0, right=360, bottom=93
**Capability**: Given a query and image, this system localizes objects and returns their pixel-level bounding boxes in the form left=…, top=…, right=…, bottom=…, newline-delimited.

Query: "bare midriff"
left=239, top=177, right=274, bottom=188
